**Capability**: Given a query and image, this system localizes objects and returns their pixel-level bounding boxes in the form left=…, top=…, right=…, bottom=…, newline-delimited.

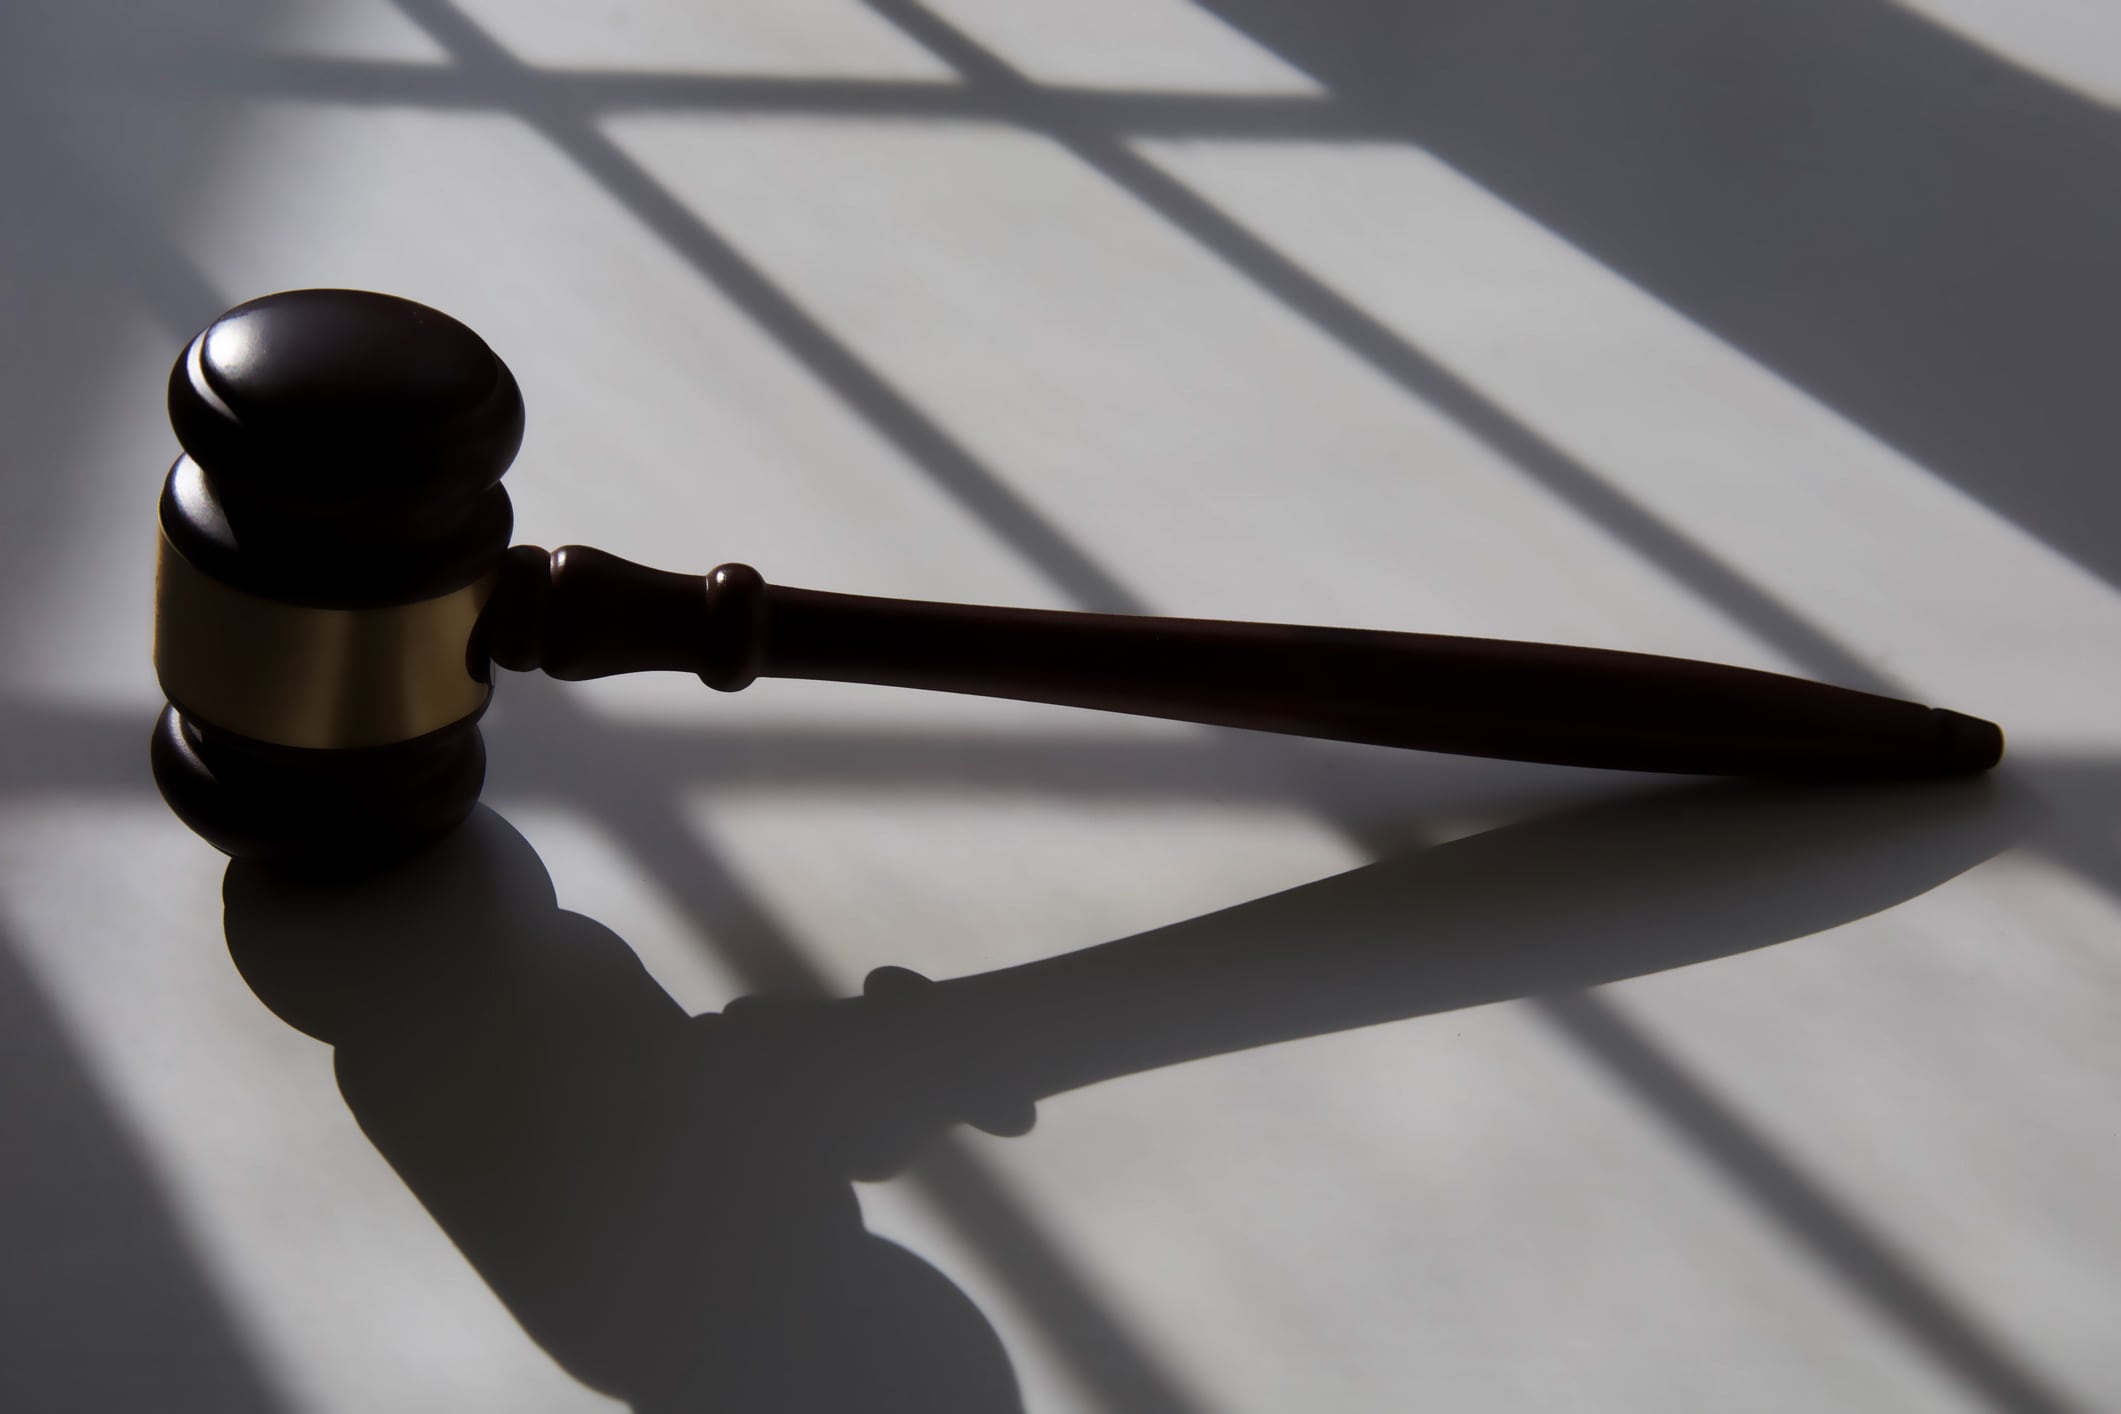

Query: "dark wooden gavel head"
left=151, top=289, right=525, bottom=869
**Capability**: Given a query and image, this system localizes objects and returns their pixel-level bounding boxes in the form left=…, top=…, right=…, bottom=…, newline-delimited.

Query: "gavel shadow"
left=222, top=773, right=2026, bottom=1412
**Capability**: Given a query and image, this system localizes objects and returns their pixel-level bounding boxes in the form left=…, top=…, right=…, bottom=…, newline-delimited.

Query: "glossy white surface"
left=4, top=2, right=2118, bottom=1410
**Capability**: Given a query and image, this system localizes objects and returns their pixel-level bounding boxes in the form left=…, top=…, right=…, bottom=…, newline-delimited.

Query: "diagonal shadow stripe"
left=173, top=51, right=1380, bottom=138
left=0, top=923, right=291, bottom=1414
left=1541, top=991, right=2076, bottom=1414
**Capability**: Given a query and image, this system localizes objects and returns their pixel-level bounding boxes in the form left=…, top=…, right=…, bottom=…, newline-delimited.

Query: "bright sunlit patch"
left=1892, top=0, right=2121, bottom=106
left=448, top=0, right=956, bottom=78
left=917, top=0, right=1322, bottom=93
left=676, top=787, right=1366, bottom=992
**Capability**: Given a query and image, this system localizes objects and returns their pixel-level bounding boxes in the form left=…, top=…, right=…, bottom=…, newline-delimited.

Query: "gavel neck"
left=479, top=544, right=768, bottom=688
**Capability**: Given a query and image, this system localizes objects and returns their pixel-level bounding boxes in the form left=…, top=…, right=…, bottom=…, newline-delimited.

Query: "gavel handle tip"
left=1933, top=709, right=2005, bottom=774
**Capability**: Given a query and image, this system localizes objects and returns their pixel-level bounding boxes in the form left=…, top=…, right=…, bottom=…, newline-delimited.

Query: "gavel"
left=150, top=290, right=2004, bottom=868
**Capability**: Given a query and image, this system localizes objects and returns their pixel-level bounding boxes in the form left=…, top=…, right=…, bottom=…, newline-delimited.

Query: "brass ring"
left=153, top=532, right=494, bottom=749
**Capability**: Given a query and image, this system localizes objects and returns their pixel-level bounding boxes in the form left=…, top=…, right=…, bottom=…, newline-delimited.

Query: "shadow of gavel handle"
left=487, top=544, right=2000, bottom=779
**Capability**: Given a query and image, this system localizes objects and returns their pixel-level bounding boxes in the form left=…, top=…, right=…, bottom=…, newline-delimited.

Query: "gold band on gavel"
left=153, top=532, right=494, bottom=750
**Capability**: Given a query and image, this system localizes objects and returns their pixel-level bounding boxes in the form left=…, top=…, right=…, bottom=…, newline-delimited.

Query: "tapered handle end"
left=1933, top=709, right=2005, bottom=774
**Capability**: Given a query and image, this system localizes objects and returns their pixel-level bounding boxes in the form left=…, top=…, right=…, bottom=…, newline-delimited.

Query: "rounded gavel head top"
left=165, top=287, right=524, bottom=604
left=153, top=289, right=524, bottom=870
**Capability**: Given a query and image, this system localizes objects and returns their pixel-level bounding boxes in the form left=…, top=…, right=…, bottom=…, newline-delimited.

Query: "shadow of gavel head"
left=151, top=289, right=525, bottom=869
left=153, top=288, right=2003, bottom=871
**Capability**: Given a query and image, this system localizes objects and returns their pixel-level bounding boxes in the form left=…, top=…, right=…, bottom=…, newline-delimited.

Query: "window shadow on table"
left=1193, top=0, right=2121, bottom=597
left=221, top=773, right=2021, bottom=1412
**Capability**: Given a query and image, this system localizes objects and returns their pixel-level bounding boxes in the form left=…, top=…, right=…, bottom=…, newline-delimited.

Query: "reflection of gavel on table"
left=151, top=290, right=2004, bottom=867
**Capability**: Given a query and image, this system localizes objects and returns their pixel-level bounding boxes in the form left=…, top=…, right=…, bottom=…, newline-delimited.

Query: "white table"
left=5, top=1, right=2118, bottom=1409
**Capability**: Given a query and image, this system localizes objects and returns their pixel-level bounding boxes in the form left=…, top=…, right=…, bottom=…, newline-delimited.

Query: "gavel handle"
left=484, top=546, right=2002, bottom=778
